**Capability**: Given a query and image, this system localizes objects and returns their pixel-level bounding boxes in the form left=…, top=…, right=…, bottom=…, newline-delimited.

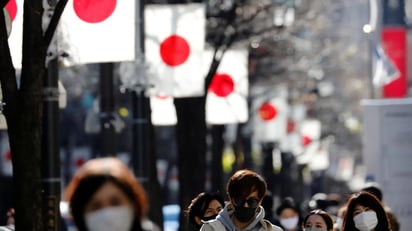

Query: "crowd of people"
left=184, top=169, right=399, bottom=231
left=0, top=157, right=400, bottom=231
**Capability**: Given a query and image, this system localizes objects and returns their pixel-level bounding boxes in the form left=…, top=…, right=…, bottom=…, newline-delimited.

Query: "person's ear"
left=195, top=216, right=202, bottom=225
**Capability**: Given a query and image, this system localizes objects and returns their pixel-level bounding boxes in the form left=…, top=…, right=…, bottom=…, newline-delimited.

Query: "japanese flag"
left=253, top=96, right=288, bottom=142
left=205, top=50, right=249, bottom=124
left=150, top=95, right=177, bottom=126
left=59, top=0, right=135, bottom=65
left=5, top=0, right=23, bottom=69
left=297, top=119, right=329, bottom=166
left=300, top=119, right=321, bottom=147
left=280, top=104, right=307, bottom=154
left=144, top=4, right=206, bottom=98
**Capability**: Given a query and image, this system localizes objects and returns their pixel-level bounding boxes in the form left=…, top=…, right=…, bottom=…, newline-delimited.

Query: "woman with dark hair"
left=302, top=209, right=334, bottom=231
left=63, top=157, right=159, bottom=231
left=341, top=191, right=390, bottom=231
left=185, top=192, right=225, bottom=230
left=200, top=169, right=282, bottom=231
left=275, top=197, right=302, bottom=231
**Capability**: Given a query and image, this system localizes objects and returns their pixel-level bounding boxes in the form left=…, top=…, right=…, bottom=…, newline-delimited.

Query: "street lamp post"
left=42, top=1, right=61, bottom=230
left=99, top=62, right=116, bottom=157
left=118, top=0, right=150, bottom=181
left=363, top=0, right=378, bottom=99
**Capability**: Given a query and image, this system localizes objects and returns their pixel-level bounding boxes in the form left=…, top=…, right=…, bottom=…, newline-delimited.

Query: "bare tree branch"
left=43, top=0, right=68, bottom=46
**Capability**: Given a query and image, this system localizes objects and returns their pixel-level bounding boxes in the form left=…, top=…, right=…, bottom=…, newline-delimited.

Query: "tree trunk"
left=8, top=83, right=44, bottom=231
left=0, top=0, right=68, bottom=230
left=4, top=1, right=47, bottom=229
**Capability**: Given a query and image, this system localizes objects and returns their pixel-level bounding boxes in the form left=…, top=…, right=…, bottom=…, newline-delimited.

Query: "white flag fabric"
left=280, top=104, right=306, bottom=154
left=297, top=119, right=329, bottom=166
left=372, top=43, right=400, bottom=87
left=150, top=95, right=177, bottom=126
left=300, top=119, right=321, bottom=146
left=59, top=0, right=135, bottom=65
left=205, top=50, right=249, bottom=124
left=6, top=0, right=23, bottom=69
left=144, top=4, right=206, bottom=98
left=253, top=96, right=288, bottom=142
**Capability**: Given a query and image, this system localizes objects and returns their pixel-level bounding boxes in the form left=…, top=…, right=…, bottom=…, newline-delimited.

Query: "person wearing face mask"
left=360, top=182, right=399, bottom=231
left=185, top=192, right=225, bottom=230
left=200, top=169, right=283, bottom=231
left=63, top=157, right=161, bottom=231
left=302, top=209, right=334, bottom=231
left=340, top=191, right=390, bottom=231
left=274, top=197, right=303, bottom=231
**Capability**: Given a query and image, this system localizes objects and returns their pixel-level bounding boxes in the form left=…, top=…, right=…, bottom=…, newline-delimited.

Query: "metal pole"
left=99, top=63, right=116, bottom=157
left=131, top=0, right=150, bottom=181
left=41, top=1, right=61, bottom=230
left=42, top=55, right=60, bottom=231
left=367, top=35, right=375, bottom=99
left=363, top=0, right=378, bottom=99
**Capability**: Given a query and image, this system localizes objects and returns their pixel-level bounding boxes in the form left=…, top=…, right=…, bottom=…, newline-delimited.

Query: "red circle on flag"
left=156, top=95, right=170, bottom=100
left=302, top=135, right=311, bottom=146
left=5, top=0, right=17, bottom=21
left=160, top=35, right=190, bottom=67
left=258, top=102, right=277, bottom=121
left=73, top=0, right=116, bottom=23
left=209, top=73, right=234, bottom=97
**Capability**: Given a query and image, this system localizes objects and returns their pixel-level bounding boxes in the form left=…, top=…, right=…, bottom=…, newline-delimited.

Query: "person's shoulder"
left=262, top=219, right=283, bottom=231
left=201, top=219, right=225, bottom=231
left=0, top=225, right=14, bottom=231
left=141, top=218, right=161, bottom=231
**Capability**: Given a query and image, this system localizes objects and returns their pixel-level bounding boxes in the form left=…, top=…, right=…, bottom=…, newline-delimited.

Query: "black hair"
left=185, top=192, right=225, bottom=229
left=361, top=181, right=383, bottom=201
left=227, top=169, right=267, bottom=201
left=342, top=191, right=390, bottom=231
left=276, top=197, right=300, bottom=215
left=303, top=209, right=334, bottom=231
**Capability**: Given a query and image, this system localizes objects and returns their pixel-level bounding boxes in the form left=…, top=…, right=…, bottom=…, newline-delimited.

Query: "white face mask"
left=85, top=206, right=134, bottom=231
left=280, top=216, right=299, bottom=230
left=353, top=211, right=378, bottom=231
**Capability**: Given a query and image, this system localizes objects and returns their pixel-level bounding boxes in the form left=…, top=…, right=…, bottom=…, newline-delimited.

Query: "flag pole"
left=363, top=0, right=378, bottom=99
left=42, top=53, right=61, bottom=231
left=131, top=0, right=150, bottom=181
left=99, top=62, right=116, bottom=157
left=41, top=1, right=61, bottom=230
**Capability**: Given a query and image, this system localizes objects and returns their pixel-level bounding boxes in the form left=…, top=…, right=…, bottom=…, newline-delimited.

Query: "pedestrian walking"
left=341, top=191, right=390, bottom=231
left=185, top=192, right=225, bottom=230
left=63, top=157, right=160, bottom=231
left=200, top=169, right=283, bottom=231
left=302, top=209, right=334, bottom=231
left=360, top=182, right=399, bottom=231
left=274, top=197, right=302, bottom=231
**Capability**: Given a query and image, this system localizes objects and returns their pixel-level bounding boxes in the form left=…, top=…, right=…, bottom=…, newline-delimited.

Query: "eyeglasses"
left=234, top=197, right=260, bottom=208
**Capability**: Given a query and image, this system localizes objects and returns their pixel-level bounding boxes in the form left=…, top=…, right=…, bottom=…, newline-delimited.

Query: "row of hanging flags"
left=5, top=2, right=252, bottom=124
left=0, top=1, right=353, bottom=152
left=3, top=1, right=398, bottom=151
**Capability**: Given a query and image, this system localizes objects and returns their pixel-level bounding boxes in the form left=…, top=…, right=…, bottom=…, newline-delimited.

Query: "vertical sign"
left=381, top=27, right=407, bottom=97
left=381, top=0, right=408, bottom=97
